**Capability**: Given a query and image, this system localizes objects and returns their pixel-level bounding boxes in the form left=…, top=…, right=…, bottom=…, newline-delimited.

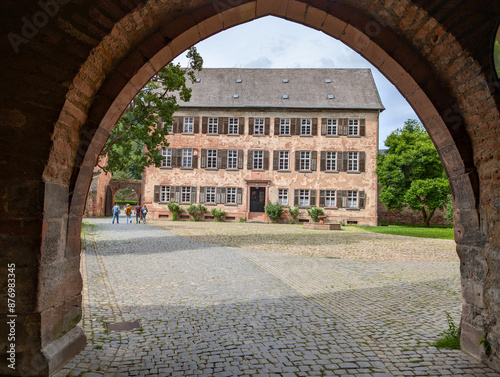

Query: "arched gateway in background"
left=1, top=1, right=499, bottom=375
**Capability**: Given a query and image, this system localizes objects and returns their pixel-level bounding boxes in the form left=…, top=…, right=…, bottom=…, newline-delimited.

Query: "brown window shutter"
left=177, top=117, right=184, bottom=133
left=265, top=118, right=270, bottom=135
left=175, top=149, right=182, bottom=168
left=359, top=151, right=366, bottom=172
left=220, top=188, right=226, bottom=204
left=248, top=117, right=254, bottom=135
left=174, top=186, right=181, bottom=203
left=237, top=188, right=243, bottom=205
left=192, top=153, right=198, bottom=169
left=199, top=187, right=205, bottom=203
left=336, top=190, right=343, bottom=208
left=359, top=191, right=366, bottom=209
left=290, top=118, right=296, bottom=135
left=274, top=118, right=280, bottom=135
left=312, top=118, right=318, bottom=135
left=172, top=118, right=178, bottom=134
left=247, top=150, right=253, bottom=170
left=238, top=150, right=244, bottom=169
left=263, top=150, right=270, bottom=170
left=154, top=185, right=160, bottom=202
left=191, top=187, right=197, bottom=203
left=221, top=150, right=227, bottom=169
left=343, top=151, right=348, bottom=172
left=216, top=187, right=222, bottom=204
left=321, top=118, right=327, bottom=135
left=295, top=151, right=300, bottom=171
left=310, top=190, right=316, bottom=206
left=273, top=150, right=279, bottom=170
left=194, top=117, right=200, bottom=134
left=360, top=119, right=366, bottom=136
left=295, top=118, right=301, bottom=135
left=311, top=151, right=317, bottom=171
left=201, top=149, right=207, bottom=169
left=294, top=189, right=299, bottom=207
left=319, top=190, right=325, bottom=207
left=343, top=118, right=349, bottom=136
left=239, top=117, right=245, bottom=134
left=217, top=117, right=223, bottom=134
left=217, top=150, right=222, bottom=169
left=202, top=116, right=208, bottom=133
left=157, top=122, right=164, bottom=130
left=320, top=151, right=326, bottom=171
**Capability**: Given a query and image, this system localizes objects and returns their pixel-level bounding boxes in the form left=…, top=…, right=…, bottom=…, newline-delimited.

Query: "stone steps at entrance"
left=247, top=212, right=267, bottom=222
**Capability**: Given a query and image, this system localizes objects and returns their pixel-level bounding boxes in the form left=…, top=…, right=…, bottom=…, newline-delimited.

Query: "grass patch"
left=432, top=312, right=460, bottom=349
left=355, top=224, right=454, bottom=240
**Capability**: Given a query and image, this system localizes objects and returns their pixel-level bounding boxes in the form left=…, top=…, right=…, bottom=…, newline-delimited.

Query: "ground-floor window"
left=325, top=190, right=336, bottom=207
left=278, top=189, right=288, bottom=205
left=206, top=187, right=216, bottom=204
left=181, top=187, right=192, bottom=203
left=226, top=187, right=237, bottom=204
left=160, top=186, right=170, bottom=202
left=347, top=190, right=358, bottom=208
left=299, top=190, right=310, bottom=206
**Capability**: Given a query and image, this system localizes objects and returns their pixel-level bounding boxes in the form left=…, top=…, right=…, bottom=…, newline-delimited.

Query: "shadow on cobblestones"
left=56, top=218, right=499, bottom=377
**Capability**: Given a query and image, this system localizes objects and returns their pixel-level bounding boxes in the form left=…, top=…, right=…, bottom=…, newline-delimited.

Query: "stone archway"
left=2, top=1, right=500, bottom=375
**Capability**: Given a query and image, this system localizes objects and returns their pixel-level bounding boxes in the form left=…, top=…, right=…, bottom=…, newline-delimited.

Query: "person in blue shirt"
left=112, top=203, right=120, bottom=224
left=141, top=205, right=148, bottom=224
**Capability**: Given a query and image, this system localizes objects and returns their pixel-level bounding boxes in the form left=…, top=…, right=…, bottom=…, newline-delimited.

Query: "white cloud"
left=174, top=16, right=419, bottom=147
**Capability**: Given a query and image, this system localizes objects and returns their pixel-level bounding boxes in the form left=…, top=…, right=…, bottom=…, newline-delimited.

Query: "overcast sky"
left=173, top=16, right=419, bottom=147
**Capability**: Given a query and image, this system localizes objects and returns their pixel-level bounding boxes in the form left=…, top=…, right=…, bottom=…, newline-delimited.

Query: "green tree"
left=377, top=119, right=451, bottom=227
left=99, top=47, right=203, bottom=176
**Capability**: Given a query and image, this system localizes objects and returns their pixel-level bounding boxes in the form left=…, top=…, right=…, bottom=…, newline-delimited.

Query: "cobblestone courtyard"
left=55, top=218, right=499, bottom=377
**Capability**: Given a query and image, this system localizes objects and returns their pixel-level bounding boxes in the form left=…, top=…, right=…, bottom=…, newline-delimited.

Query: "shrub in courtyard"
left=288, top=205, right=300, bottom=224
left=265, top=201, right=284, bottom=223
left=307, top=206, right=324, bottom=223
left=432, top=311, right=460, bottom=349
left=210, top=208, right=226, bottom=222
left=187, top=203, right=207, bottom=221
left=167, top=202, right=183, bottom=221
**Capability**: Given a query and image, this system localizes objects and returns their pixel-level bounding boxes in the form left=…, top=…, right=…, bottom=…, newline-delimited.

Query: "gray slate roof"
left=178, top=68, right=385, bottom=111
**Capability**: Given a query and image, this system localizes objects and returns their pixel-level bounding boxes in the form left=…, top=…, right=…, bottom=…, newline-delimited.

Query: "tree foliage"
left=377, top=119, right=451, bottom=227
left=100, top=47, right=203, bottom=177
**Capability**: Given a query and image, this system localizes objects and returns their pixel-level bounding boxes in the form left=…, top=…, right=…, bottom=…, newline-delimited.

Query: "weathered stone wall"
left=86, top=170, right=112, bottom=217
left=1, top=0, right=500, bottom=375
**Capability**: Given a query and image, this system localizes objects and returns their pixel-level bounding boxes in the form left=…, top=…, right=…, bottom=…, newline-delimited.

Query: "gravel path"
left=54, top=217, right=498, bottom=377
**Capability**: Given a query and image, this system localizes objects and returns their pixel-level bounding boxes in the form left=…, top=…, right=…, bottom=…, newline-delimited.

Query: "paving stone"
left=60, top=218, right=500, bottom=377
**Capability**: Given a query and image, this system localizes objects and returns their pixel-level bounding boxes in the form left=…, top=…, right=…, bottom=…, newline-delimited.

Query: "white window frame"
left=167, top=124, right=173, bottom=133
left=254, top=118, right=265, bottom=135
left=348, top=119, right=359, bottom=136
left=161, top=148, right=172, bottom=168
left=299, top=189, right=310, bottom=206
left=183, top=117, right=194, bottom=133
left=182, top=149, right=193, bottom=168
left=278, top=189, right=288, bottom=205
left=228, top=118, right=239, bottom=134
left=160, top=186, right=170, bottom=202
left=300, top=151, right=311, bottom=171
left=227, top=150, right=238, bottom=169
left=206, top=187, right=216, bottom=204
left=348, top=152, right=358, bottom=172
left=253, top=150, right=263, bottom=170
left=325, top=190, right=336, bottom=207
left=326, top=151, right=336, bottom=171
left=226, top=188, right=237, bottom=204
left=208, top=117, right=218, bottom=134
left=347, top=191, right=358, bottom=208
left=280, top=119, right=290, bottom=135
left=207, top=149, right=217, bottom=169
left=279, top=151, right=289, bottom=171
left=301, top=119, right=312, bottom=135
left=181, top=187, right=191, bottom=203
left=327, top=119, right=337, bottom=135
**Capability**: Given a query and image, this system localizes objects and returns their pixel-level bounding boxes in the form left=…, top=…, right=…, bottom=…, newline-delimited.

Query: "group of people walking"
left=112, top=203, right=148, bottom=224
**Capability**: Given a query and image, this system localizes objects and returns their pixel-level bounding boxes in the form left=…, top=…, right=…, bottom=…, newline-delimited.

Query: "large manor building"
left=142, top=68, right=384, bottom=226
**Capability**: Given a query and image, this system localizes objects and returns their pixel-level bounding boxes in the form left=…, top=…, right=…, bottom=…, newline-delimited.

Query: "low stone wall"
left=377, top=200, right=452, bottom=226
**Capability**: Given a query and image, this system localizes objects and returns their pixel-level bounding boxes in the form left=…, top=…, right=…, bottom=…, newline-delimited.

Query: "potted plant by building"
left=307, top=206, right=325, bottom=223
left=210, top=208, right=226, bottom=222
left=265, top=201, right=284, bottom=223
